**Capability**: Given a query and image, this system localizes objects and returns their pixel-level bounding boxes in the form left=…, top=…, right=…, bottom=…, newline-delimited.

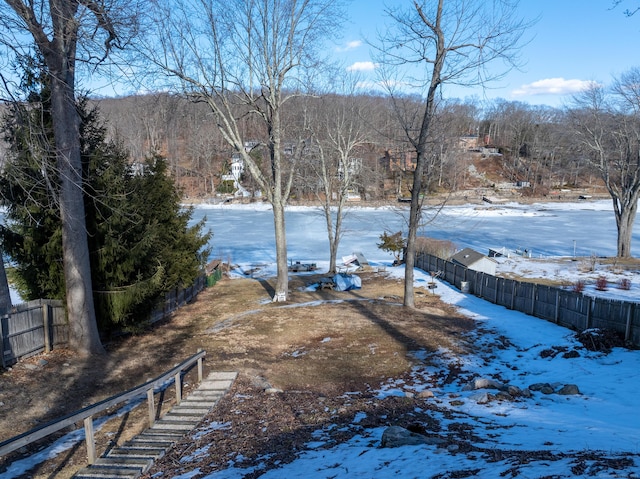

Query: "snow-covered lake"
left=192, top=199, right=639, bottom=265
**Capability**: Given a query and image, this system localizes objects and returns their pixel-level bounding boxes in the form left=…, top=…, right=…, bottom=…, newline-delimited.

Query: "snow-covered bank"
left=168, top=266, right=640, bottom=479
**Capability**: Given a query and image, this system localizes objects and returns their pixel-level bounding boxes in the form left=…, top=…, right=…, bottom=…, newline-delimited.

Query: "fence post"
left=531, top=284, right=537, bottom=316
left=554, top=289, right=560, bottom=324
left=84, top=417, right=96, bottom=464
left=0, top=314, right=5, bottom=369
left=174, top=372, right=182, bottom=405
left=625, top=303, right=633, bottom=342
left=43, top=302, right=52, bottom=353
left=197, top=349, right=204, bottom=382
left=585, top=296, right=592, bottom=330
left=147, top=388, right=155, bottom=426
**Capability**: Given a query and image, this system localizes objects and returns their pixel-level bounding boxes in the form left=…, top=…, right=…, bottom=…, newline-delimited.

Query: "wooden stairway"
left=73, top=371, right=237, bottom=479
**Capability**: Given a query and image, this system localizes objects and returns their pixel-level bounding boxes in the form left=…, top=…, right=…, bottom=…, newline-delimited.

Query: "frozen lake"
left=190, top=199, right=640, bottom=266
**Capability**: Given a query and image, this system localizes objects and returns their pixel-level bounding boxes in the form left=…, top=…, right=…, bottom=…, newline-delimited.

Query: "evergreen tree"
left=0, top=65, right=211, bottom=333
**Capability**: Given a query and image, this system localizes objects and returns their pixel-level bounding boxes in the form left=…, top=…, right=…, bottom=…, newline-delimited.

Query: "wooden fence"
left=1, top=274, right=210, bottom=368
left=416, top=252, right=640, bottom=347
left=0, top=299, right=67, bottom=368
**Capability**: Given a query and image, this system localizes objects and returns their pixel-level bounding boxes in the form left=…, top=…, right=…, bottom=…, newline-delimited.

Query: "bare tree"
left=377, top=0, right=530, bottom=307
left=567, top=70, right=640, bottom=257
left=140, top=0, right=344, bottom=301
left=0, top=0, right=138, bottom=354
left=306, top=84, right=370, bottom=272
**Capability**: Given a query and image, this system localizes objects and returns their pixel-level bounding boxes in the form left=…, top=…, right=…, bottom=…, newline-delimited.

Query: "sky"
left=335, top=0, right=640, bottom=108
left=4, top=199, right=640, bottom=479
left=83, top=0, right=640, bottom=109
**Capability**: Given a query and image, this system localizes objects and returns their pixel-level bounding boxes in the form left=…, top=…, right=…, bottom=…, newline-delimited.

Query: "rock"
left=507, top=385, right=522, bottom=397
left=495, top=391, right=514, bottom=401
left=558, top=384, right=581, bottom=395
left=520, top=388, right=533, bottom=398
left=417, top=390, right=435, bottom=399
left=540, top=348, right=557, bottom=358
left=22, top=363, right=38, bottom=371
left=529, top=382, right=551, bottom=392
left=447, top=444, right=460, bottom=453
left=251, top=375, right=272, bottom=390
left=468, top=377, right=503, bottom=390
left=562, top=350, right=580, bottom=359
left=380, top=426, right=444, bottom=448
left=470, top=392, right=491, bottom=404
left=38, top=359, right=48, bottom=367
left=265, top=387, right=283, bottom=394
left=540, top=385, right=555, bottom=395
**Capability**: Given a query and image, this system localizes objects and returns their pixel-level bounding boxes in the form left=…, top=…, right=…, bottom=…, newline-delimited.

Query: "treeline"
left=93, top=92, right=601, bottom=202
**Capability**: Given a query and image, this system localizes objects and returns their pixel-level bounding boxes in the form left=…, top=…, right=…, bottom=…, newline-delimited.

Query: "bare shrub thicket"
left=572, top=280, right=586, bottom=293
left=617, top=278, right=631, bottom=290
left=416, top=237, right=457, bottom=259
left=595, top=276, right=609, bottom=291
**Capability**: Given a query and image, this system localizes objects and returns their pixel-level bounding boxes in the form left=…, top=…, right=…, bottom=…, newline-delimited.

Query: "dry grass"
left=0, top=271, right=473, bottom=478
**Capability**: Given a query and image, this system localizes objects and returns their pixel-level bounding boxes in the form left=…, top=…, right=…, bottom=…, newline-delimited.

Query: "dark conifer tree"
left=0, top=59, right=211, bottom=333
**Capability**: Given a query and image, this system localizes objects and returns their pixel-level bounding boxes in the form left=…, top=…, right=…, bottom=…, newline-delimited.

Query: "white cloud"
left=512, top=78, right=601, bottom=97
left=336, top=40, right=362, bottom=52
left=346, top=61, right=378, bottom=72
left=355, top=80, right=382, bottom=91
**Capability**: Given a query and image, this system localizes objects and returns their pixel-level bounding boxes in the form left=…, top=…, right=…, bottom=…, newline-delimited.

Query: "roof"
left=450, top=248, right=495, bottom=267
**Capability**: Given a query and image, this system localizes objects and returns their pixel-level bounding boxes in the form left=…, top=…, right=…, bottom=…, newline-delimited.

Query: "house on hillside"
left=450, top=248, right=497, bottom=276
left=221, top=154, right=250, bottom=196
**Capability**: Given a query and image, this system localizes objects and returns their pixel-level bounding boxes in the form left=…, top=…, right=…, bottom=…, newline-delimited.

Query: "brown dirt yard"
left=0, top=271, right=474, bottom=478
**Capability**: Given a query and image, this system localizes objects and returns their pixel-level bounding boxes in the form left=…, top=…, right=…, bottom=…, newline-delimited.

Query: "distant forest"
left=90, top=93, right=600, bottom=202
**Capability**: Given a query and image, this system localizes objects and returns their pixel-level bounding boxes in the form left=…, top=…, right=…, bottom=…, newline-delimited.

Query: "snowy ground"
left=160, top=265, right=638, bottom=479
left=3, top=200, right=640, bottom=478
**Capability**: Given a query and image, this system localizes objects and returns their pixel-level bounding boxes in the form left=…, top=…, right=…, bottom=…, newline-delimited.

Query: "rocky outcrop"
left=461, top=377, right=581, bottom=404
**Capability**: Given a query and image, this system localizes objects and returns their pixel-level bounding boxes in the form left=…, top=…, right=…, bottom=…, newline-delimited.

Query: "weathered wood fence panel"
left=416, top=252, right=639, bottom=347
left=533, top=285, right=558, bottom=322
left=513, top=281, right=535, bottom=313
left=557, top=291, right=589, bottom=330
left=0, top=300, right=66, bottom=368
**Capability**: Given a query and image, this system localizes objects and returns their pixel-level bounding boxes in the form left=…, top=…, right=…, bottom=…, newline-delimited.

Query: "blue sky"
left=335, top=0, right=640, bottom=107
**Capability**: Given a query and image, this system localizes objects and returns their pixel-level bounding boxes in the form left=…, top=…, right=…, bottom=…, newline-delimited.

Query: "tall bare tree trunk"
left=272, top=196, right=289, bottom=300
left=614, top=196, right=638, bottom=258
left=49, top=64, right=104, bottom=355
left=380, top=0, right=527, bottom=307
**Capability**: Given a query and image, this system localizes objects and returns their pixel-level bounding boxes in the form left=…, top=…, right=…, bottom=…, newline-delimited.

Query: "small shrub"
left=595, top=276, right=608, bottom=291
left=377, top=231, right=405, bottom=264
left=617, top=278, right=632, bottom=290
left=572, top=280, right=585, bottom=293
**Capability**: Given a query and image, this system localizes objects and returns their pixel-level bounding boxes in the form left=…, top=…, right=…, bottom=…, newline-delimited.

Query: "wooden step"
left=71, top=371, right=237, bottom=479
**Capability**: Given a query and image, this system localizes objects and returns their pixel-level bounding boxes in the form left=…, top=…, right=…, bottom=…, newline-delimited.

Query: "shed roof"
left=450, top=248, right=494, bottom=267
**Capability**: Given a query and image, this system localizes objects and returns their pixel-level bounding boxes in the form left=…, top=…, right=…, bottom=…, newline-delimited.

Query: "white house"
left=221, top=154, right=251, bottom=197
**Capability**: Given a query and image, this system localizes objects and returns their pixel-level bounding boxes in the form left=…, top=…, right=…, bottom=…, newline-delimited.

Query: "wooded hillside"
left=92, top=93, right=603, bottom=202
